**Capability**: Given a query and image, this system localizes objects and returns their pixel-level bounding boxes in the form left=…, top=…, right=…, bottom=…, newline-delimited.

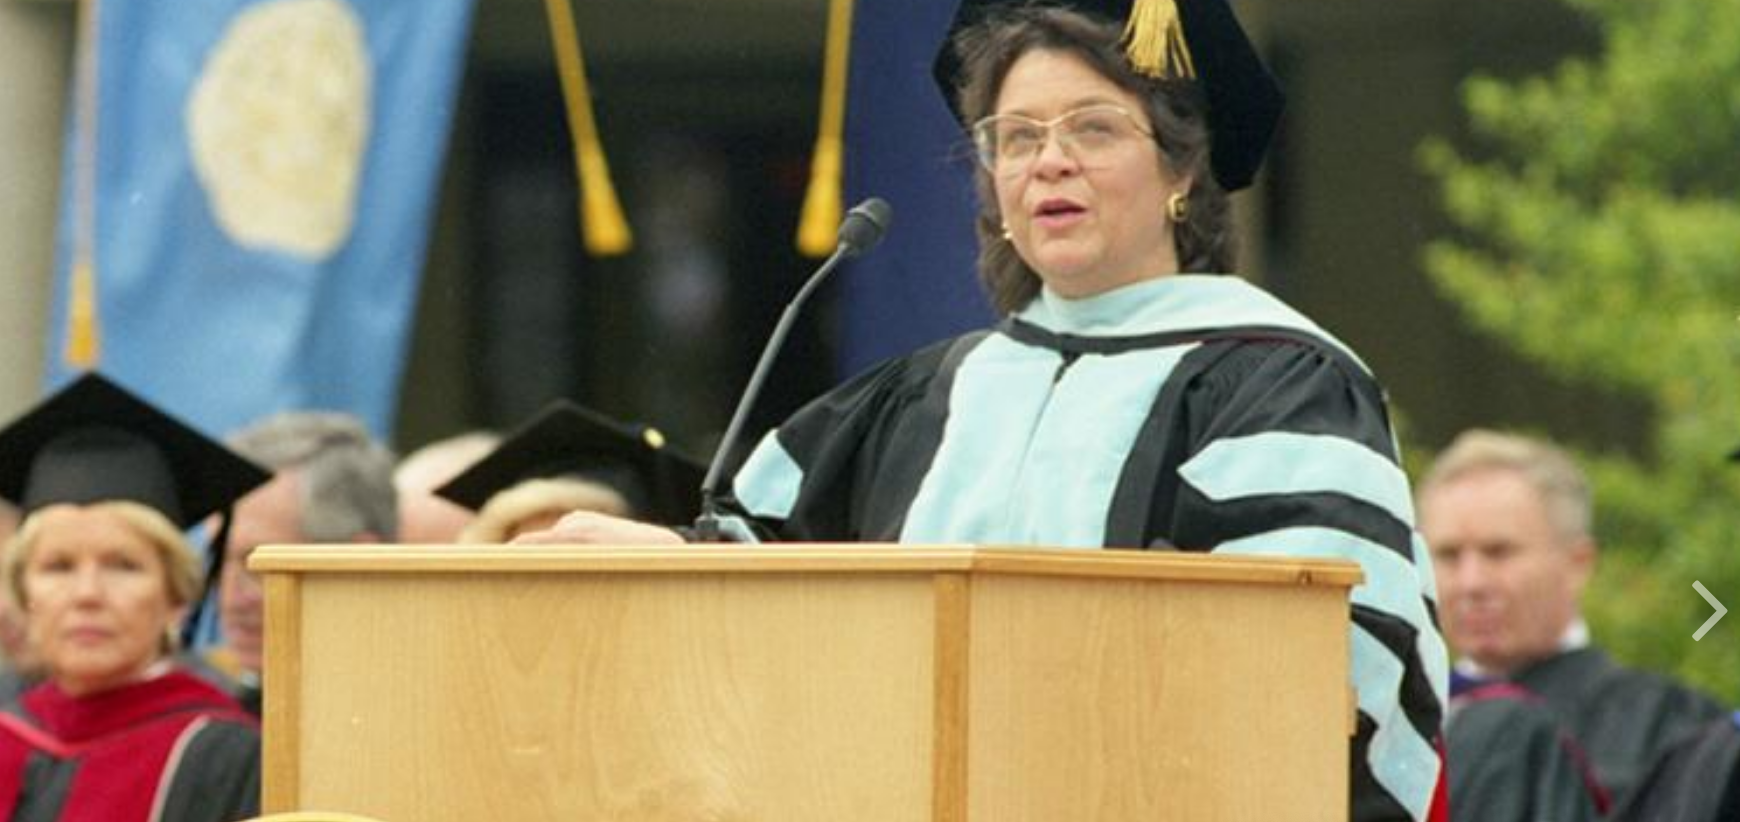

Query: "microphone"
left=693, top=197, right=893, bottom=541
left=837, top=197, right=892, bottom=258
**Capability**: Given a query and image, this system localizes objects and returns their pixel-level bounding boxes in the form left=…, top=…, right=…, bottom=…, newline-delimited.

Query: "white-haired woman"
left=0, top=373, right=267, bottom=822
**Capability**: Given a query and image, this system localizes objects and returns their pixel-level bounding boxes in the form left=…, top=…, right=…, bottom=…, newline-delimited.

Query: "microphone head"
left=837, top=197, right=893, bottom=257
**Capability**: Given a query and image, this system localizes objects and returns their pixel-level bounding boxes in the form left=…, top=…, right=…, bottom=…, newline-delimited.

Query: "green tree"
left=1420, top=0, right=1740, bottom=702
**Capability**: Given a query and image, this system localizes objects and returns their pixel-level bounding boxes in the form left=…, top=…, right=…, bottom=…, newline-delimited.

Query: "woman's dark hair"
left=952, top=4, right=1235, bottom=315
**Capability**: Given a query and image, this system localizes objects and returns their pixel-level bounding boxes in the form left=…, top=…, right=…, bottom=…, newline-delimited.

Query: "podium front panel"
left=966, top=573, right=1350, bottom=821
left=280, top=571, right=938, bottom=821
left=258, top=545, right=1359, bottom=822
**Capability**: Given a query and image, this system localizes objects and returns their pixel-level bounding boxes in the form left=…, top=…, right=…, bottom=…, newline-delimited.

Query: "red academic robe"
left=0, top=669, right=258, bottom=822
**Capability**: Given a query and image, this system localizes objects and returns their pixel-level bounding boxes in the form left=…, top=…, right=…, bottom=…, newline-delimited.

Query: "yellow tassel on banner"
left=544, top=0, right=632, bottom=256
left=65, top=259, right=102, bottom=368
left=577, top=143, right=632, bottom=256
left=65, top=0, right=103, bottom=370
left=797, top=137, right=844, bottom=257
left=796, top=0, right=855, bottom=257
left=1123, top=0, right=1195, bottom=79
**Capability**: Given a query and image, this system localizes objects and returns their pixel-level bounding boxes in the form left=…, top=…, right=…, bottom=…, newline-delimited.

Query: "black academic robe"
left=184, top=647, right=262, bottom=717
left=1614, top=713, right=1740, bottom=822
left=1514, top=646, right=1727, bottom=807
left=0, top=669, right=259, bottom=822
left=1446, top=682, right=1605, bottom=822
left=720, top=276, right=1448, bottom=821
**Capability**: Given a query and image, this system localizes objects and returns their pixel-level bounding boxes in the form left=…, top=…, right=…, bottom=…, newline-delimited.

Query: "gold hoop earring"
left=1166, top=193, right=1189, bottom=223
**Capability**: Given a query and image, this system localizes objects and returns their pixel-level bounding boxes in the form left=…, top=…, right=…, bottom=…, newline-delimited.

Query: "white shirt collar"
left=1453, top=617, right=1589, bottom=680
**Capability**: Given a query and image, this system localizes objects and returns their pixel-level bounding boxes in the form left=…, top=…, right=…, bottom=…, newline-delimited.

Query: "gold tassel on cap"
left=797, top=0, right=856, bottom=257
left=65, top=0, right=103, bottom=369
left=1123, top=0, right=1196, bottom=79
left=544, top=0, right=632, bottom=256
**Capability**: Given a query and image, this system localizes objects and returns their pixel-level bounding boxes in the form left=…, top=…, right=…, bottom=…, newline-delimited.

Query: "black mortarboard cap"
left=932, top=0, right=1284, bottom=192
left=0, top=372, right=271, bottom=530
left=434, top=401, right=706, bottom=526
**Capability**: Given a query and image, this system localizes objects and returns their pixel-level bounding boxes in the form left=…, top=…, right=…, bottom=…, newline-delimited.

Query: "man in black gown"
left=1418, top=429, right=1726, bottom=812
left=200, top=411, right=398, bottom=714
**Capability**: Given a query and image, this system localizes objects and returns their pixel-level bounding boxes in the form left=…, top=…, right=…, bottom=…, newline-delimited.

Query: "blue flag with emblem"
left=836, top=0, right=992, bottom=376
left=44, top=0, right=474, bottom=439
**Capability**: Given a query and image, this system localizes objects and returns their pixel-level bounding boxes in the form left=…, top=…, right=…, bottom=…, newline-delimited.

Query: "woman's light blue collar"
left=1011, top=273, right=1369, bottom=372
left=1020, top=274, right=1236, bottom=336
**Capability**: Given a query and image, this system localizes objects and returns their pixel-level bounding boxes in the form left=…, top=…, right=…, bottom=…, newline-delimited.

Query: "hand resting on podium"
left=510, top=509, right=685, bottom=546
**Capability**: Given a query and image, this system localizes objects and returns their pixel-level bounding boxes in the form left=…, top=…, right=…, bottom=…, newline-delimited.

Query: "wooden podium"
left=253, top=544, right=1359, bottom=822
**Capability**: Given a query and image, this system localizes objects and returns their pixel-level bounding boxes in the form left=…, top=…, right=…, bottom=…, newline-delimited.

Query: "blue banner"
left=45, top=0, right=474, bottom=439
left=838, top=0, right=992, bottom=377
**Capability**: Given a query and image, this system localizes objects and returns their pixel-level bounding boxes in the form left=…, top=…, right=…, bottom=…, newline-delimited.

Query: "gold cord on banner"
left=796, top=0, right=856, bottom=258
left=543, top=0, right=632, bottom=256
left=66, top=0, right=103, bottom=368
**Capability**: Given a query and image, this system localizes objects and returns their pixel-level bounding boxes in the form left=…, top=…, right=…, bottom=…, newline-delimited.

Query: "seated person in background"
left=1614, top=711, right=1740, bottom=822
left=436, top=401, right=703, bottom=544
left=1418, top=429, right=1726, bottom=808
left=393, top=430, right=500, bottom=543
left=1444, top=670, right=1606, bottom=821
left=0, top=372, right=265, bottom=822
left=519, top=2, right=1449, bottom=818
left=204, top=411, right=397, bottom=713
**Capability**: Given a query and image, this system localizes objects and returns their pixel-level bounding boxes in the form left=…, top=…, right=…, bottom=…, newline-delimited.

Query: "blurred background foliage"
left=1418, top=0, right=1740, bottom=702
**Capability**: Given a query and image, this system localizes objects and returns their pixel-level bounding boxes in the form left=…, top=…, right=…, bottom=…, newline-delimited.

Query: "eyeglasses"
left=971, top=104, right=1155, bottom=175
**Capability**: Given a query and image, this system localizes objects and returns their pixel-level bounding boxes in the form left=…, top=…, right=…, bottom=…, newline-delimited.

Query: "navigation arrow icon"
left=1693, top=581, right=1727, bottom=641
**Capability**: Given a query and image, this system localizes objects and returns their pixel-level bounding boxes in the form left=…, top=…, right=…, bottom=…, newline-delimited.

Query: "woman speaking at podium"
left=520, top=2, right=1447, bottom=818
